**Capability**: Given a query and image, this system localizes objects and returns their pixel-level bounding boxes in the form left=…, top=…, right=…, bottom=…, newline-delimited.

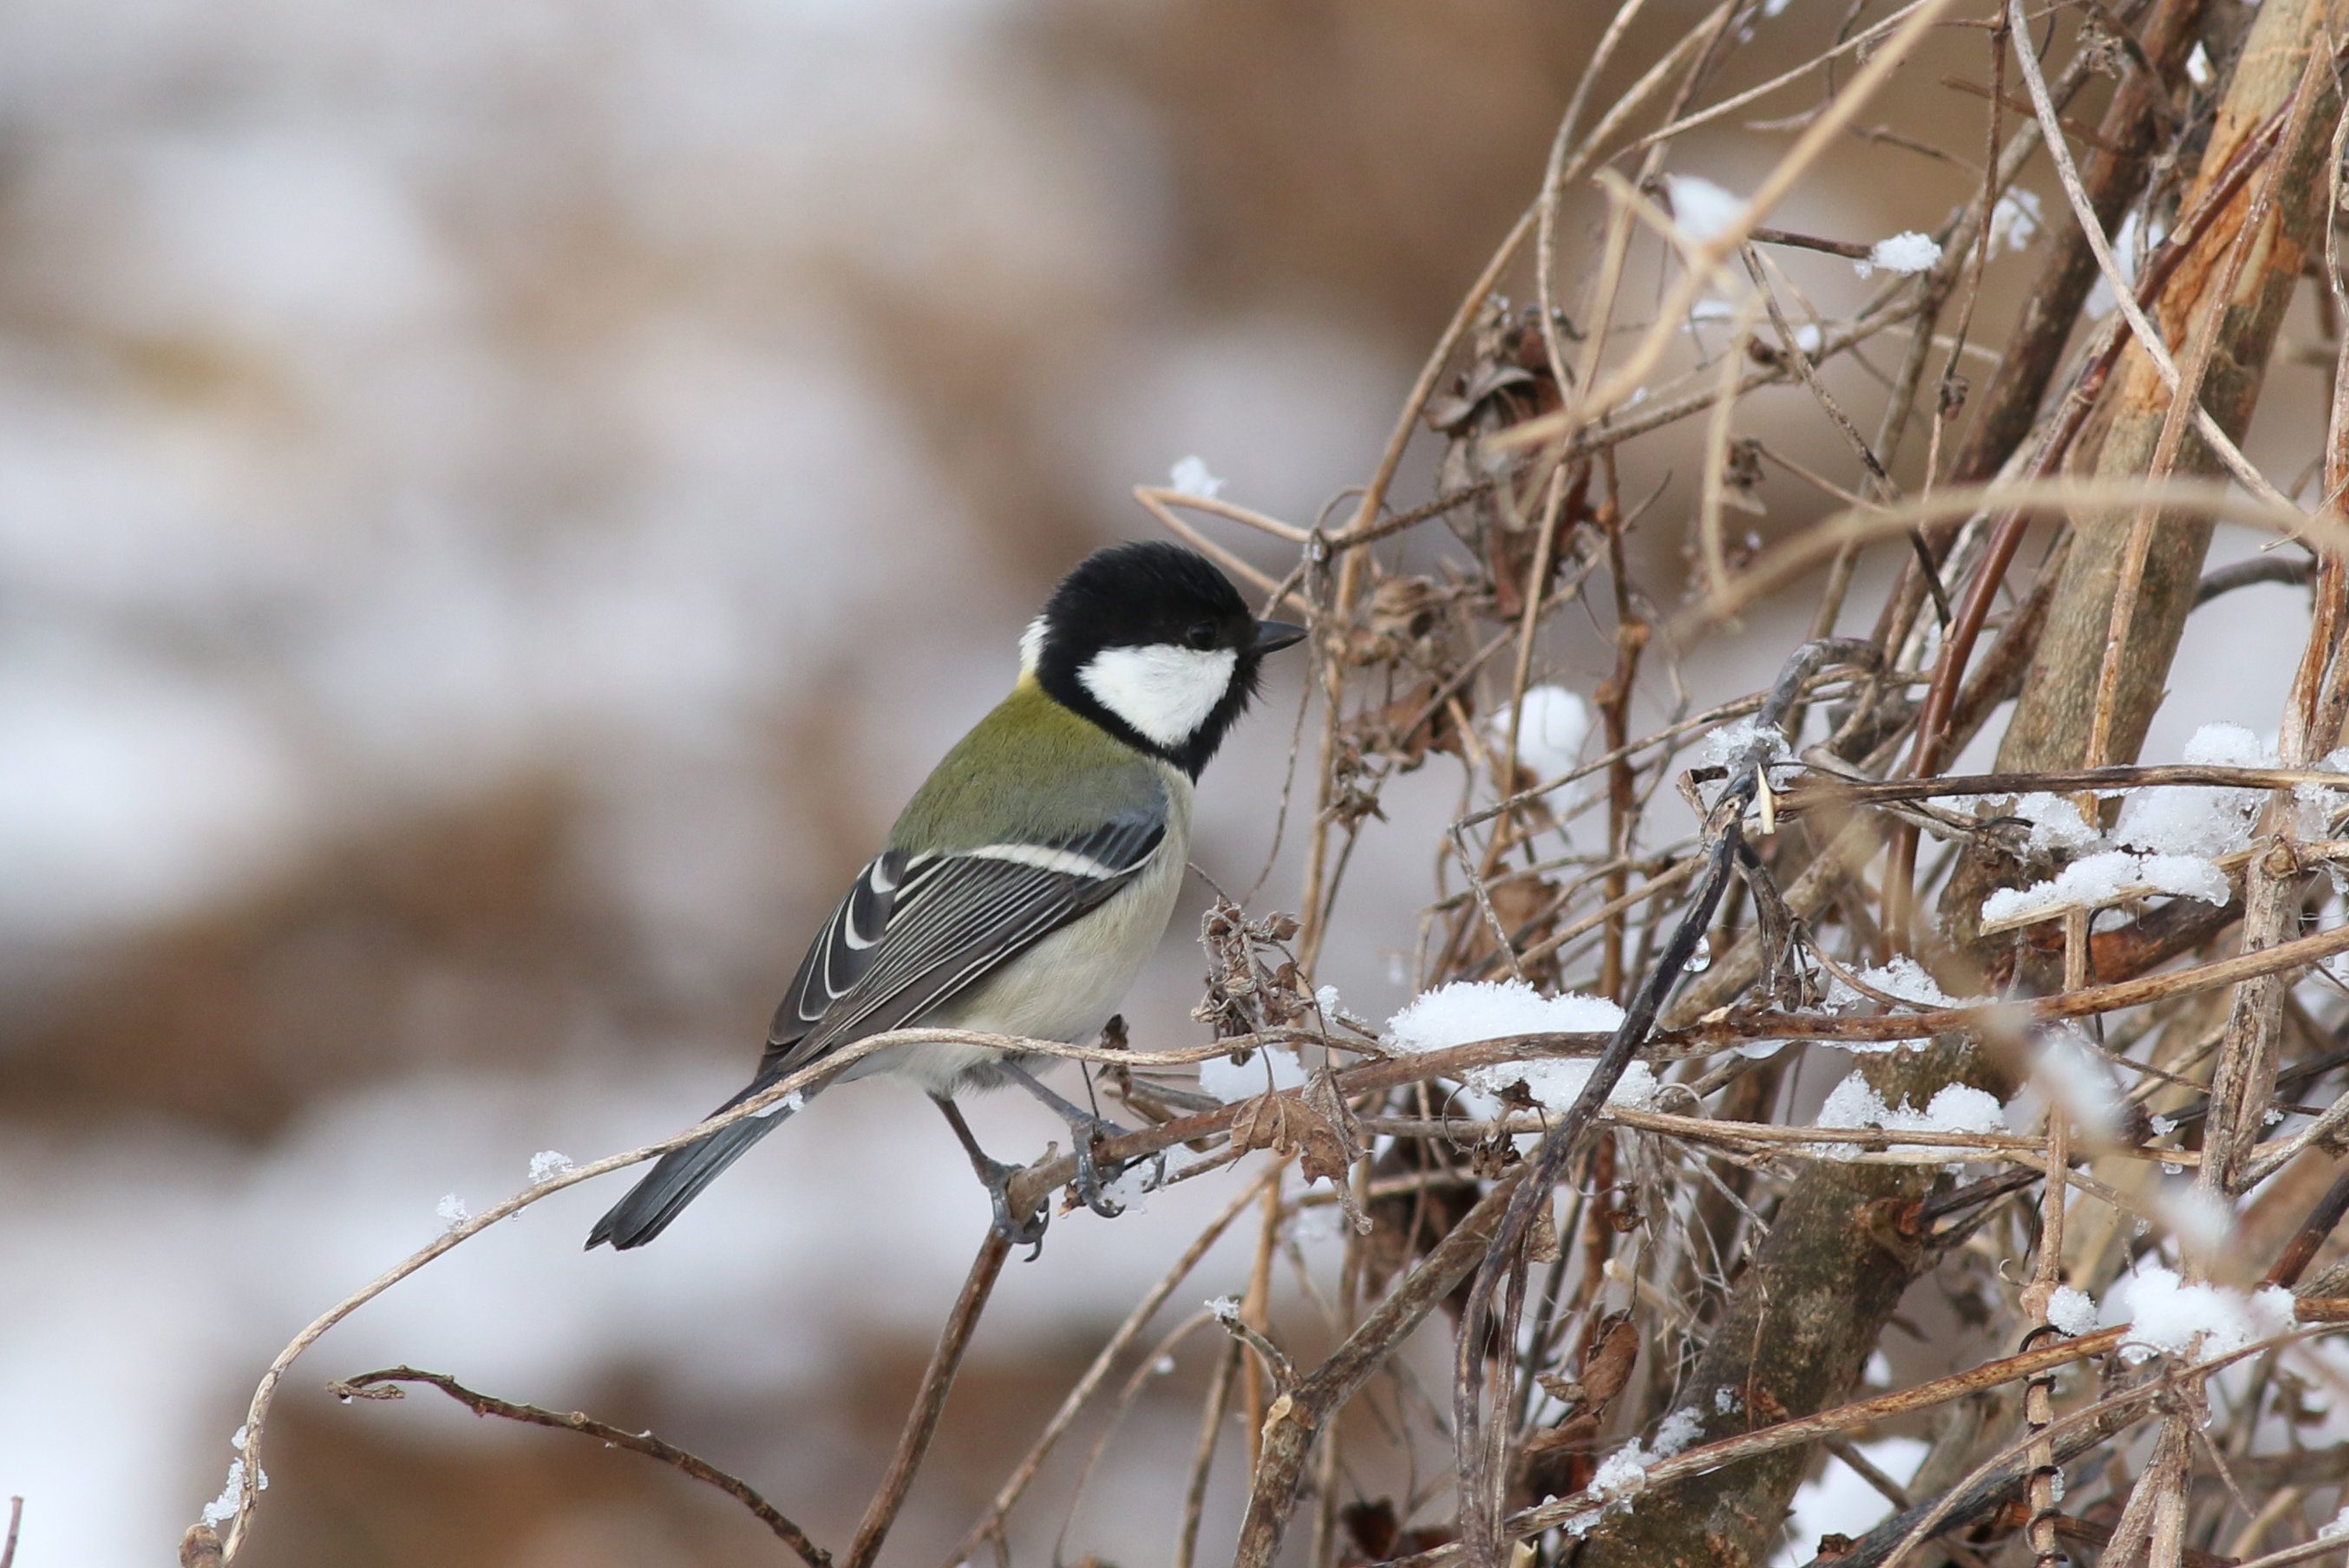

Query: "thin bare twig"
left=331, top=1367, right=830, bottom=1567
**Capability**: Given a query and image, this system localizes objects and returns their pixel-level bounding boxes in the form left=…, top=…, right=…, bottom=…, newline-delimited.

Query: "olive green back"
left=887, top=676, right=1167, bottom=850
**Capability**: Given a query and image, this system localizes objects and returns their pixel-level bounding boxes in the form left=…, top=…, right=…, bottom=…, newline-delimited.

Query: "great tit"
left=588, top=541, right=1305, bottom=1251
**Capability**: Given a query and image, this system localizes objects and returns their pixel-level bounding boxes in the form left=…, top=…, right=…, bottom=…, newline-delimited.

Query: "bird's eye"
left=1184, top=620, right=1218, bottom=651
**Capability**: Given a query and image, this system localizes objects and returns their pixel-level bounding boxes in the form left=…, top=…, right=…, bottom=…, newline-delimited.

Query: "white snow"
left=2186, top=41, right=2213, bottom=86
left=2159, top=1183, right=2234, bottom=1256
left=2033, top=1028, right=2122, bottom=1138
left=1494, top=685, right=1593, bottom=786
left=199, top=1459, right=247, bottom=1527
left=2098, top=1263, right=2296, bottom=1363
left=1981, top=845, right=2230, bottom=927
left=750, top=1088, right=806, bottom=1120
left=435, top=1192, right=470, bottom=1229
left=1388, top=980, right=1625, bottom=1053
left=2322, top=1505, right=2349, bottom=1540
left=1168, top=454, right=1226, bottom=500
left=1480, top=1056, right=1664, bottom=1116
left=1828, top=955, right=1961, bottom=1010
left=1988, top=188, right=2044, bottom=258
left=1206, top=1294, right=1242, bottom=1323
left=1664, top=174, right=1745, bottom=244
left=527, top=1150, right=574, bottom=1184
left=1098, top=1163, right=1152, bottom=1216
left=1815, top=1072, right=2005, bottom=1159
left=1853, top=231, right=1941, bottom=278
left=1199, top=1047, right=1307, bottom=1103
left=1567, top=1420, right=1691, bottom=1537
left=2114, top=722, right=2272, bottom=857
left=1652, top=1406, right=1704, bottom=1457
left=2046, top=1285, right=2098, bottom=1336
left=2137, top=854, right=2232, bottom=904
left=1386, top=982, right=1652, bottom=1115
left=2012, top=793, right=2103, bottom=853
left=1699, top=715, right=1795, bottom=776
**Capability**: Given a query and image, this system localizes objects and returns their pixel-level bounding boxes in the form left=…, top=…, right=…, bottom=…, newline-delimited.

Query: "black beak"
left=1253, top=619, right=1307, bottom=654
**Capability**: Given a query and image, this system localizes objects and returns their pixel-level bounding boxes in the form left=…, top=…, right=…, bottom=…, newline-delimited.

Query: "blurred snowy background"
left=0, top=1, right=2330, bottom=1564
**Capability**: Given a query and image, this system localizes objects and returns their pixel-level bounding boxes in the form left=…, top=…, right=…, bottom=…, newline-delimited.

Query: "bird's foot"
left=1065, top=1114, right=1151, bottom=1219
left=974, top=1153, right=1049, bottom=1258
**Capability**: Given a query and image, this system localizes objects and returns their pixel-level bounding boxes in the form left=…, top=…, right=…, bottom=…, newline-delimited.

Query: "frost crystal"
left=1168, top=455, right=1225, bottom=499
left=1663, top=173, right=1744, bottom=244
left=1699, top=715, right=1795, bottom=778
left=435, top=1192, right=470, bottom=1229
left=2322, top=1505, right=2349, bottom=1540
left=1200, top=1046, right=1306, bottom=1103
left=1207, top=1295, right=1242, bottom=1323
left=1652, top=1407, right=1703, bottom=1457
left=1854, top=231, right=1941, bottom=278
left=527, top=1150, right=574, bottom=1184
left=1100, top=1162, right=1153, bottom=1216
left=2046, top=1285, right=2098, bottom=1336
left=200, top=1455, right=266, bottom=1527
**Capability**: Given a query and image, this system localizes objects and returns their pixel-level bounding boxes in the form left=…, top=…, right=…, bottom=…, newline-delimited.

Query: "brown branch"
left=330, top=1366, right=830, bottom=1567
left=847, top=1229, right=1011, bottom=1568
left=1233, top=1170, right=1529, bottom=1568
left=1699, top=913, right=2349, bottom=1047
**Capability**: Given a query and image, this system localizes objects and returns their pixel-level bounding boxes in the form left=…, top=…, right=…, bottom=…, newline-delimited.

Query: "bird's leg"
left=931, top=1095, right=1046, bottom=1255
left=996, top=1062, right=1148, bottom=1218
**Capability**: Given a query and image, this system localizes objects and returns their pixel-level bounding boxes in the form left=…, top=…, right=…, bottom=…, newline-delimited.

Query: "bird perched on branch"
left=588, top=540, right=1305, bottom=1251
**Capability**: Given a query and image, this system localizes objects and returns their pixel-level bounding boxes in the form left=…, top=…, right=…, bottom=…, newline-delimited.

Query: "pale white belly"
left=855, top=774, right=1193, bottom=1095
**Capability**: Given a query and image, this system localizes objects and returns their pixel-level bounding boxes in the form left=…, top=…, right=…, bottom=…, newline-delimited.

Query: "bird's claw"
left=976, top=1155, right=1048, bottom=1258
left=1068, top=1115, right=1142, bottom=1219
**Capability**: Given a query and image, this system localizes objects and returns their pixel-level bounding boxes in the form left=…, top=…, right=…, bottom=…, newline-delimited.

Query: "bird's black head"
left=1024, top=541, right=1305, bottom=776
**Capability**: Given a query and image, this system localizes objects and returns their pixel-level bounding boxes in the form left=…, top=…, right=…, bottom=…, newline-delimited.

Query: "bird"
left=587, top=540, right=1305, bottom=1251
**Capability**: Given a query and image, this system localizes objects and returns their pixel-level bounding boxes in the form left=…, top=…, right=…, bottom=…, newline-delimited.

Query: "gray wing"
left=758, top=815, right=1167, bottom=1081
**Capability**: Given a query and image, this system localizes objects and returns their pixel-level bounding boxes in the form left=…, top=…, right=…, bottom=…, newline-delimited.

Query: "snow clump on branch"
left=1853, top=232, right=1940, bottom=278
left=2097, top=1264, right=2295, bottom=1364
left=1814, top=1071, right=2005, bottom=1162
left=1563, top=1406, right=1705, bottom=1536
left=1385, top=980, right=1658, bottom=1115
left=1662, top=173, right=1744, bottom=244
left=1200, top=1046, right=1307, bottom=1103
left=1490, top=685, right=1592, bottom=788
left=1168, top=455, right=1225, bottom=499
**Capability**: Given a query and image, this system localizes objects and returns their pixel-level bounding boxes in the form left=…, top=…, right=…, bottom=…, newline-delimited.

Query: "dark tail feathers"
left=586, top=1080, right=801, bottom=1250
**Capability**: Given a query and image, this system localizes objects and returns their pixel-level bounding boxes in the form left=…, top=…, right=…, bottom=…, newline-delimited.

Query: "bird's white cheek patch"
left=1078, top=644, right=1238, bottom=748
